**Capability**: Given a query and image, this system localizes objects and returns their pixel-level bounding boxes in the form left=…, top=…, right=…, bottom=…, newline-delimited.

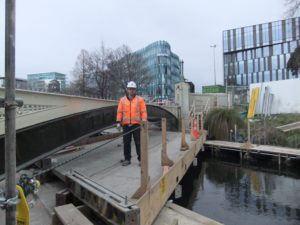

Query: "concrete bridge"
left=0, top=88, right=180, bottom=177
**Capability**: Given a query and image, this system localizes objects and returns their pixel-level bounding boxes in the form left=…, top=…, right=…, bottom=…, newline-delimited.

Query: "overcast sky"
left=0, top=0, right=286, bottom=91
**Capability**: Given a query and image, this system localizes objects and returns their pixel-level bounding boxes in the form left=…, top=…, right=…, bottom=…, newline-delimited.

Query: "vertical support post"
left=234, top=124, right=237, bottom=142
left=161, top=118, right=174, bottom=167
left=247, top=119, right=251, bottom=145
left=190, top=117, right=196, bottom=141
left=196, top=114, right=200, bottom=133
left=5, top=0, right=17, bottom=224
left=200, top=112, right=204, bottom=135
left=132, top=121, right=149, bottom=199
left=180, top=118, right=189, bottom=151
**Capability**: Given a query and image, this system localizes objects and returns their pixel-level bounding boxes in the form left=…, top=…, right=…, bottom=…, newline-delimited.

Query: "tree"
left=205, top=108, right=245, bottom=141
left=47, top=79, right=60, bottom=93
left=72, top=49, right=92, bottom=96
left=88, top=43, right=115, bottom=99
left=287, top=45, right=300, bottom=76
left=108, top=45, right=151, bottom=98
left=285, top=0, right=300, bottom=17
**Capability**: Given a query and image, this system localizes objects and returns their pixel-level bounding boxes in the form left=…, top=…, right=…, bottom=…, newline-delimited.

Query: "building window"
left=239, top=61, right=244, bottom=74
left=237, top=52, right=243, bottom=61
left=271, top=56, right=278, bottom=70
left=286, top=19, right=293, bottom=41
left=253, top=73, right=257, bottom=83
left=260, top=58, right=265, bottom=72
left=272, top=21, right=282, bottom=44
left=265, top=71, right=270, bottom=82
left=223, top=31, right=228, bottom=52
left=256, top=25, right=260, bottom=46
left=279, top=54, right=285, bottom=69
left=248, top=74, right=252, bottom=85
left=254, top=59, right=259, bottom=72
left=258, top=72, right=263, bottom=82
left=236, top=28, right=242, bottom=50
left=278, top=70, right=282, bottom=80
left=262, top=23, right=269, bottom=44
left=273, top=44, right=282, bottom=55
left=230, top=30, right=234, bottom=50
left=255, top=48, right=262, bottom=58
left=290, top=40, right=297, bottom=52
left=237, top=74, right=242, bottom=85
left=263, top=46, right=270, bottom=57
left=271, top=70, right=276, bottom=81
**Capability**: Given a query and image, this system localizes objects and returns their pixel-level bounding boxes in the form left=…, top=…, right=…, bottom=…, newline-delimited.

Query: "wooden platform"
left=51, top=129, right=205, bottom=225
left=205, top=140, right=300, bottom=158
left=154, top=202, right=223, bottom=225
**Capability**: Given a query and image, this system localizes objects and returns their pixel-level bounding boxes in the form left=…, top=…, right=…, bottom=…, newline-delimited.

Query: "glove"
left=116, top=123, right=122, bottom=132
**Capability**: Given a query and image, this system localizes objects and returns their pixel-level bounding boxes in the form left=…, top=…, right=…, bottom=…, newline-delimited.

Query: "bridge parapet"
left=0, top=88, right=118, bottom=135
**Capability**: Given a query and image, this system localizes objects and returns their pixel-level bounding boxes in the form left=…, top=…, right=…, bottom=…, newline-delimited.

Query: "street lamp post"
left=210, top=44, right=217, bottom=85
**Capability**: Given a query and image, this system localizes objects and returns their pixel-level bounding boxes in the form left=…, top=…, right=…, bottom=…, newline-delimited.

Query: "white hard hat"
left=127, top=81, right=137, bottom=88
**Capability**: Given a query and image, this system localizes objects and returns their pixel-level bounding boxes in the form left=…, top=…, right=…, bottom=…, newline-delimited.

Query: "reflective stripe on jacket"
left=116, top=95, right=147, bottom=125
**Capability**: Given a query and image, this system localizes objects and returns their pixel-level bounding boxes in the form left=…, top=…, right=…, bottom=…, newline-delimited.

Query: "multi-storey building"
left=223, top=17, right=300, bottom=89
left=136, top=40, right=184, bottom=101
left=27, top=72, right=66, bottom=92
left=0, top=77, right=28, bottom=89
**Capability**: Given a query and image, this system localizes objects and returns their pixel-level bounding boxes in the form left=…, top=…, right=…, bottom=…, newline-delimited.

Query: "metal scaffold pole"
left=5, top=0, right=17, bottom=224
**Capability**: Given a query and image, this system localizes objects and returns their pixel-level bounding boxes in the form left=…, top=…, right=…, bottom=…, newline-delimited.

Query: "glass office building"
left=27, top=72, right=66, bottom=92
left=0, top=77, right=28, bottom=89
left=136, top=40, right=184, bottom=101
left=223, top=17, right=300, bottom=88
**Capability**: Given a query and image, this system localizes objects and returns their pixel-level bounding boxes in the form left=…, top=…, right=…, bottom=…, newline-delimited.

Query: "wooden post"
left=132, top=121, right=149, bottom=199
left=180, top=118, right=189, bottom=151
left=161, top=118, right=174, bottom=167
left=196, top=114, right=200, bottom=133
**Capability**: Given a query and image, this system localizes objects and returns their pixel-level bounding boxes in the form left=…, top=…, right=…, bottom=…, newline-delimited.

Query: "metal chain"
left=0, top=194, right=19, bottom=209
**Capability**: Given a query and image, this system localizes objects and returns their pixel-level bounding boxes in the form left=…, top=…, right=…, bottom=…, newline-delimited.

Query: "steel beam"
left=66, top=170, right=140, bottom=225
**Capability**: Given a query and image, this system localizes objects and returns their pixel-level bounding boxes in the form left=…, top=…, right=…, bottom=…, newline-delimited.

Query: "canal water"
left=174, top=153, right=300, bottom=225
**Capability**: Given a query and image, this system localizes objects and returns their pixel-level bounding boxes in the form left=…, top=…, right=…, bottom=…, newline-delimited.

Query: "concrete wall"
left=250, top=79, right=300, bottom=114
left=190, top=93, right=231, bottom=112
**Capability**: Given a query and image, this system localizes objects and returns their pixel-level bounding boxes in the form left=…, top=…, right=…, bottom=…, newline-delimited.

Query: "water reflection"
left=179, top=159, right=300, bottom=225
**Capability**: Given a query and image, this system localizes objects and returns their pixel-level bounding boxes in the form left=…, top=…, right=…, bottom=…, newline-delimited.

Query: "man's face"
left=127, top=88, right=136, bottom=96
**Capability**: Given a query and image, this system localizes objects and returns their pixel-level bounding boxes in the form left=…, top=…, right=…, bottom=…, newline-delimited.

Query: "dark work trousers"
left=123, top=124, right=141, bottom=162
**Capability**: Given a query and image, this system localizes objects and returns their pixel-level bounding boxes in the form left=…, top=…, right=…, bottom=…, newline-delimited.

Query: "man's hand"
left=116, top=123, right=122, bottom=132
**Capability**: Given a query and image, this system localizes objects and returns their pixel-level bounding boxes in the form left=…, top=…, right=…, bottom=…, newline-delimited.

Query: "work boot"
left=122, top=160, right=131, bottom=166
left=120, top=159, right=126, bottom=163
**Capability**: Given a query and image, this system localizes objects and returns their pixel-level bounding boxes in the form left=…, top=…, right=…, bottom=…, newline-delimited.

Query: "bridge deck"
left=205, top=140, right=300, bottom=157
left=53, top=130, right=186, bottom=198
left=50, top=128, right=206, bottom=225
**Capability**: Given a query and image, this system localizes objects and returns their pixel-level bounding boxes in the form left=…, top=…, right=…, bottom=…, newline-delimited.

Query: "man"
left=116, top=81, right=147, bottom=166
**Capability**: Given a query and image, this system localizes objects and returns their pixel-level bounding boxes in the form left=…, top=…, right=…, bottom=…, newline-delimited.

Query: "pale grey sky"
left=0, top=0, right=286, bottom=91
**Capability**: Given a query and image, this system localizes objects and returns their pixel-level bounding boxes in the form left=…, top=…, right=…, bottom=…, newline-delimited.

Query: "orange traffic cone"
left=193, top=118, right=199, bottom=139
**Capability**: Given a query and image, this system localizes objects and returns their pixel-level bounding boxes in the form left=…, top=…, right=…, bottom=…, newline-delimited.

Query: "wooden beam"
left=161, top=118, right=174, bottom=167
left=132, top=121, right=150, bottom=199
left=54, top=204, right=93, bottom=225
left=180, top=118, right=189, bottom=151
left=136, top=137, right=204, bottom=225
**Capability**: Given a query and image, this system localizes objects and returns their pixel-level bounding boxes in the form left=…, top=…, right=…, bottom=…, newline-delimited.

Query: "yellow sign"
left=159, top=177, right=167, bottom=200
left=247, top=87, right=260, bottom=119
left=16, top=185, right=30, bottom=225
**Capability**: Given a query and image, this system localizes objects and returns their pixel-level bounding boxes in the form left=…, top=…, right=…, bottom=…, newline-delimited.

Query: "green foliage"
left=287, top=45, right=300, bottom=76
left=205, top=108, right=245, bottom=141
left=251, top=114, right=300, bottom=148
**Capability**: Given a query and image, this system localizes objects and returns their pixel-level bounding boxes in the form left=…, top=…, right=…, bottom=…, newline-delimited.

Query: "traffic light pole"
left=5, top=0, right=17, bottom=224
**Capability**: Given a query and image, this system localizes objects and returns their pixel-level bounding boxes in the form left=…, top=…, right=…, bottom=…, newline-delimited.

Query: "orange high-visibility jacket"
left=116, top=95, right=147, bottom=125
